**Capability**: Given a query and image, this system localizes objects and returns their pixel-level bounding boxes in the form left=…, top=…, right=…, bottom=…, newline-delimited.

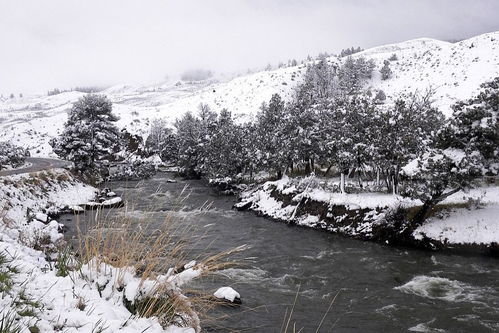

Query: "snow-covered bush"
left=0, top=141, right=28, bottom=170
left=380, top=60, right=393, bottom=80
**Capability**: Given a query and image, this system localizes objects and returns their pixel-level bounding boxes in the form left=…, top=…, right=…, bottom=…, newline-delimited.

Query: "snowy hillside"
left=356, top=31, right=499, bottom=113
left=1, top=31, right=498, bottom=157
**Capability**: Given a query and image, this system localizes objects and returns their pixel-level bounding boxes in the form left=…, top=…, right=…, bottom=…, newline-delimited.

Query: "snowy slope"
left=1, top=31, right=498, bottom=156
left=356, top=31, right=499, bottom=113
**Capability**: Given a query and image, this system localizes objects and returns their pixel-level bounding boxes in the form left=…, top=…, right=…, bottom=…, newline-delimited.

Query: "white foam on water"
left=396, top=275, right=489, bottom=303
left=218, top=267, right=268, bottom=282
left=408, top=322, right=447, bottom=333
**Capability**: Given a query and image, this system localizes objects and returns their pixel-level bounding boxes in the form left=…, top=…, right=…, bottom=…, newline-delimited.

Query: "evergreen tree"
left=380, top=60, right=392, bottom=80
left=338, top=56, right=375, bottom=94
left=401, top=78, right=499, bottom=225
left=175, top=111, right=202, bottom=177
left=50, top=94, right=121, bottom=175
left=256, top=94, right=287, bottom=177
left=376, top=92, right=444, bottom=194
left=145, top=119, right=178, bottom=163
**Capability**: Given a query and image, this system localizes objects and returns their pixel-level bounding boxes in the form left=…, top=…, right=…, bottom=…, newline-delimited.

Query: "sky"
left=1, top=0, right=499, bottom=94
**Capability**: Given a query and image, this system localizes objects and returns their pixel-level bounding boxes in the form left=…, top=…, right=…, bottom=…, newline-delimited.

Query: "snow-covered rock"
left=213, top=287, right=241, bottom=304
left=35, top=212, right=48, bottom=223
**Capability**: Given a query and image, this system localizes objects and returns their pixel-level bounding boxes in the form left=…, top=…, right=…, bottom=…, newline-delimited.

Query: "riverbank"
left=0, top=169, right=203, bottom=332
left=235, top=175, right=499, bottom=255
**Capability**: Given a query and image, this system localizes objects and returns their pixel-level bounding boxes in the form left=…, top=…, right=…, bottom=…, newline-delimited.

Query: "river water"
left=61, top=173, right=499, bottom=332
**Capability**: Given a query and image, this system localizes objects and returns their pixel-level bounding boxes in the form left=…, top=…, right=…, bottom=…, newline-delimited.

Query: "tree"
left=145, top=119, right=178, bottom=163
left=0, top=141, right=28, bottom=170
left=376, top=91, right=444, bottom=194
left=401, top=78, right=499, bottom=226
left=175, top=112, right=201, bottom=177
left=380, top=60, right=392, bottom=80
left=374, top=90, right=386, bottom=103
left=256, top=94, right=287, bottom=177
left=401, top=148, right=482, bottom=226
left=389, top=53, right=398, bottom=61
left=338, top=56, right=375, bottom=94
left=50, top=94, right=121, bottom=175
left=204, top=109, right=245, bottom=177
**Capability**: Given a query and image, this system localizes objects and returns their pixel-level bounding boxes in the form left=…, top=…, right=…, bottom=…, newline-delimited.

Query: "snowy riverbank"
left=236, top=175, right=499, bottom=253
left=0, top=169, right=204, bottom=332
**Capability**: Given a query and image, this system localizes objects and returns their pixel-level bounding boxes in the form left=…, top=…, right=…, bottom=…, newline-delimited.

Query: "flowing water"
left=61, top=173, right=499, bottom=332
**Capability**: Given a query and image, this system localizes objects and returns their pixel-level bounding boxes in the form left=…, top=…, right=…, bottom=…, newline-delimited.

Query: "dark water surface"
left=62, top=173, right=499, bottom=332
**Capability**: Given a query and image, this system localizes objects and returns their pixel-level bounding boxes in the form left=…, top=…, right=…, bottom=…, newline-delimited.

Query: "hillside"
left=1, top=31, right=498, bottom=156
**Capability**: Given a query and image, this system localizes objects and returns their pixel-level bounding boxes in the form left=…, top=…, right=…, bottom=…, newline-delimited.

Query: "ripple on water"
left=408, top=321, right=447, bottom=333
left=395, top=275, right=495, bottom=305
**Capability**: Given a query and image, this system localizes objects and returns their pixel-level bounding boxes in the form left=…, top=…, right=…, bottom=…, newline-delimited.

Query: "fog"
left=1, top=0, right=498, bottom=94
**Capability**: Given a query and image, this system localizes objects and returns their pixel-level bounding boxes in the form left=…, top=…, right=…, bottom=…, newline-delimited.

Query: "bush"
left=0, top=142, right=28, bottom=170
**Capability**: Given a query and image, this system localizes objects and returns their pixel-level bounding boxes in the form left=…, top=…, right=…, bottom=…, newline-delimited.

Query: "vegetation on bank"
left=0, top=169, right=241, bottom=332
left=42, top=57, right=497, bottom=231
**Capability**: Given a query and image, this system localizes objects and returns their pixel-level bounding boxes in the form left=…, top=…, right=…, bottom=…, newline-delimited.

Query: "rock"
left=69, top=205, right=85, bottom=214
left=234, top=200, right=252, bottom=211
left=84, top=202, right=101, bottom=210
left=35, top=212, right=48, bottom=223
left=213, top=287, right=241, bottom=304
left=101, top=197, right=124, bottom=208
left=83, top=197, right=124, bottom=209
left=106, top=191, right=116, bottom=197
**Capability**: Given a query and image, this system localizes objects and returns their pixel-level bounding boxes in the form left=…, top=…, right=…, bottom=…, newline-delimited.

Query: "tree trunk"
left=412, top=188, right=462, bottom=227
left=340, top=172, right=345, bottom=194
left=393, top=165, right=400, bottom=195
left=412, top=200, right=434, bottom=227
left=304, top=158, right=311, bottom=174
left=324, top=164, right=333, bottom=177
left=376, top=168, right=380, bottom=186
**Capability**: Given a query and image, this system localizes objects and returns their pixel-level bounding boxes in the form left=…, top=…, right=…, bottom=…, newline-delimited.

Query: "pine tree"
left=256, top=94, right=287, bottom=177
left=0, top=141, right=27, bottom=170
left=175, top=112, right=202, bottom=177
left=401, top=78, right=499, bottom=225
left=377, top=92, right=444, bottom=194
left=50, top=94, right=121, bottom=175
left=145, top=119, right=178, bottom=163
left=380, top=60, right=392, bottom=80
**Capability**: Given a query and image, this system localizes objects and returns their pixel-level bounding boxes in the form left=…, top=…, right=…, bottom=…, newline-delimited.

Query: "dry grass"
left=280, top=287, right=341, bottom=333
left=73, top=185, right=244, bottom=329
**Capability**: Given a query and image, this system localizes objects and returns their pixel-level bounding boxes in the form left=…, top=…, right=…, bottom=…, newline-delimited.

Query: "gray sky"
left=1, top=0, right=498, bottom=94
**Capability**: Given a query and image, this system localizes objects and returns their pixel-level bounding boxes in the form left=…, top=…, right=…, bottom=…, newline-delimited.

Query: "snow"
left=415, top=205, right=499, bottom=245
left=241, top=175, right=499, bottom=245
left=35, top=212, right=48, bottom=222
left=0, top=170, right=202, bottom=332
left=101, top=196, right=123, bottom=206
left=2, top=31, right=498, bottom=157
left=213, top=287, right=240, bottom=302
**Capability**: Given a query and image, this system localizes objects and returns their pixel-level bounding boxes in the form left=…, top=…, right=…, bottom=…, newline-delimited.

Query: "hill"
left=1, top=31, right=498, bottom=156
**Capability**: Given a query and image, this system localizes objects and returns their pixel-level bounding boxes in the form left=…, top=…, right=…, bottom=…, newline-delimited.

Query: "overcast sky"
left=1, top=0, right=499, bottom=94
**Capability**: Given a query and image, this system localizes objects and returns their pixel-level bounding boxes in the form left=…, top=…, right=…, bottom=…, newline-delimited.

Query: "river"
left=61, top=173, right=499, bottom=332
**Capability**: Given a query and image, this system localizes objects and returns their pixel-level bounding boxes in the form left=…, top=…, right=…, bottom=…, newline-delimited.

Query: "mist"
left=1, top=0, right=499, bottom=94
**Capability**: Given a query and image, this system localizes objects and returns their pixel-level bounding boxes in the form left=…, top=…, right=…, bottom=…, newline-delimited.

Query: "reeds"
left=73, top=184, right=244, bottom=329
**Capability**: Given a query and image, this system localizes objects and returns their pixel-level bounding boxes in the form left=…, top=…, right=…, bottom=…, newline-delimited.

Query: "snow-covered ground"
left=238, top=175, right=499, bottom=246
left=0, top=170, right=202, bottom=332
left=1, top=31, right=498, bottom=157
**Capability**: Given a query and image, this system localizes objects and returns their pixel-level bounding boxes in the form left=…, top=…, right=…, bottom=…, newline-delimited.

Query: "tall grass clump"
left=73, top=185, right=244, bottom=329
